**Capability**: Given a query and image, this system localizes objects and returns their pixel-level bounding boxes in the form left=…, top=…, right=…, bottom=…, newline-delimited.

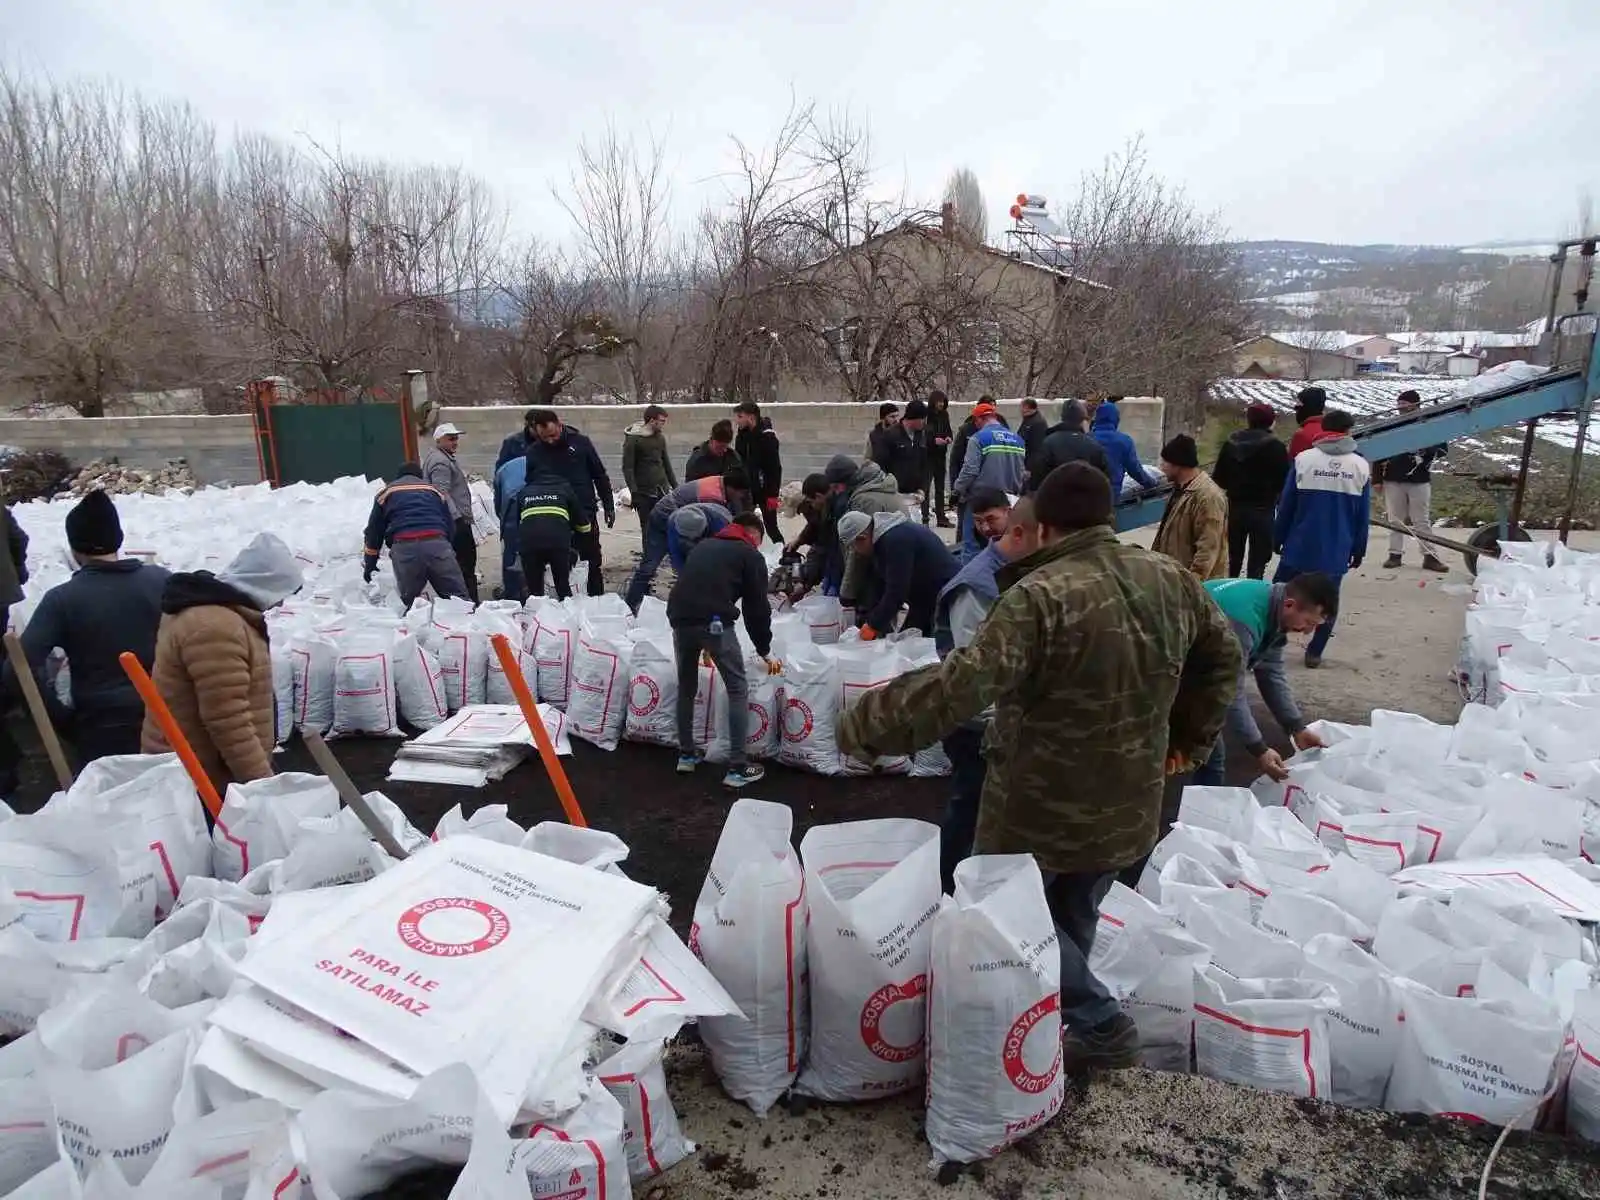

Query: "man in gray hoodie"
left=621, top=405, right=678, bottom=538
left=422, top=423, right=478, bottom=603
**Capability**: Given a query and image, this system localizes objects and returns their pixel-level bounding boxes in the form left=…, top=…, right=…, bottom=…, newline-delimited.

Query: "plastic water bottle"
left=709, top=615, right=724, bottom=636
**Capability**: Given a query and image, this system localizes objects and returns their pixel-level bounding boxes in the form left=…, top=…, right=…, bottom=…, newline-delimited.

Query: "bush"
left=0, top=448, right=73, bottom=504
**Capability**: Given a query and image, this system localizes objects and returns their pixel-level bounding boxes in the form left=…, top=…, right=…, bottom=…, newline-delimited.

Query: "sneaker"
left=676, top=754, right=701, bottom=774
left=1422, top=556, right=1449, bottom=573
left=1305, top=651, right=1323, bottom=669
left=1062, top=1012, right=1141, bottom=1071
left=723, top=763, right=766, bottom=789
left=1383, top=554, right=1403, bottom=569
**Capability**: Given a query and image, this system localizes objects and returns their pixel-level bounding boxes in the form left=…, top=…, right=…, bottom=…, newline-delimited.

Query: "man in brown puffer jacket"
left=142, top=533, right=304, bottom=791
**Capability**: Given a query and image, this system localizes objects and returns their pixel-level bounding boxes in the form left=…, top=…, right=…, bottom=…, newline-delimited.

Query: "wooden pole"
left=301, top=730, right=411, bottom=860
left=118, top=650, right=223, bottom=819
left=4, top=631, right=73, bottom=790
left=489, top=633, right=588, bottom=827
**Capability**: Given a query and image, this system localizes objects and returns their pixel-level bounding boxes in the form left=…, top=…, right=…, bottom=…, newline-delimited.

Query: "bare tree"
left=556, top=124, right=686, bottom=402
left=942, top=166, right=988, bottom=244
left=483, top=240, right=630, bottom=405
left=197, top=136, right=501, bottom=401
left=1025, top=139, right=1247, bottom=428
left=0, top=73, right=211, bottom=415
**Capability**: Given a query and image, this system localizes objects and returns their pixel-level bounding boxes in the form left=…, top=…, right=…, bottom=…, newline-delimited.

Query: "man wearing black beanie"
left=14, top=490, right=171, bottom=763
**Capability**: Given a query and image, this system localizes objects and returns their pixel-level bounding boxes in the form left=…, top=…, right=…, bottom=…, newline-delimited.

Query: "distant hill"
left=1231, top=240, right=1560, bottom=332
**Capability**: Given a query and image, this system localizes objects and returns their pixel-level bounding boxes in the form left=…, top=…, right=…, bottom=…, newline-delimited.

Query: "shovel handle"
left=489, top=633, right=587, bottom=827
left=119, top=650, right=223, bottom=819
left=4, top=631, right=73, bottom=790
left=301, top=729, right=410, bottom=860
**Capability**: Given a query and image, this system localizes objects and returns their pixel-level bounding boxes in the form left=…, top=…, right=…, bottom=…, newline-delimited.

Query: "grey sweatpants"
left=1385, top=482, right=1434, bottom=557
left=672, top=625, right=747, bottom=769
left=391, top=537, right=470, bottom=609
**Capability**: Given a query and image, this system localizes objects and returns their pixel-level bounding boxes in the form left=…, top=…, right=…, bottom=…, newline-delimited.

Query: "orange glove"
left=859, top=625, right=879, bottom=642
left=1163, top=750, right=1191, bottom=776
left=765, top=496, right=780, bottom=511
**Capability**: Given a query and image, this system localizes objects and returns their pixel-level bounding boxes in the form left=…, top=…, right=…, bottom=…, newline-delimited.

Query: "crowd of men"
left=0, top=384, right=1444, bottom=1075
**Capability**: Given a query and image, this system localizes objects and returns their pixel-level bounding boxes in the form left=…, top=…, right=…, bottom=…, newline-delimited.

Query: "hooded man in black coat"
left=733, top=401, right=783, bottom=542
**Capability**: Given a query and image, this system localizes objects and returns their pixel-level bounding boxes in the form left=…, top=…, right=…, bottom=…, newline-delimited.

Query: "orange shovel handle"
left=119, top=651, right=224, bottom=819
left=489, top=633, right=587, bottom=828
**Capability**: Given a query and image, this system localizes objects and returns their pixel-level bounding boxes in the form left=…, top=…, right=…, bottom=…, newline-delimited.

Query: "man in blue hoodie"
left=1273, top=409, right=1371, bottom=668
left=1090, top=399, right=1159, bottom=494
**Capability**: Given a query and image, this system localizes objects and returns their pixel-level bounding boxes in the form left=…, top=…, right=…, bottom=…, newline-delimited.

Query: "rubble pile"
left=66, top=457, right=198, bottom=496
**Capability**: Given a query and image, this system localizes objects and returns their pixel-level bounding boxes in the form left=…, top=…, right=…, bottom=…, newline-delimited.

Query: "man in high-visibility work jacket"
left=1192, top=572, right=1339, bottom=785
left=951, top=402, right=1027, bottom=560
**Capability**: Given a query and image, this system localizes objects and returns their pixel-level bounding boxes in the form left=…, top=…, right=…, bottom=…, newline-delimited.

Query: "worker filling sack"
left=776, top=644, right=841, bottom=776
left=568, top=617, right=633, bottom=751
left=692, top=798, right=808, bottom=1116
left=795, top=818, right=940, bottom=1101
left=925, top=855, right=1064, bottom=1164
left=624, top=633, right=682, bottom=748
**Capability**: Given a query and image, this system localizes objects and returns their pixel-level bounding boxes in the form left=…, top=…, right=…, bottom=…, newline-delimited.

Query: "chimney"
left=940, top=200, right=956, bottom=239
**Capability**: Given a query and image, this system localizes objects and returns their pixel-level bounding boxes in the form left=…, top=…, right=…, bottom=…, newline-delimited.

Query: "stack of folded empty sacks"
left=1081, top=542, right=1600, bottom=1135
left=0, top=755, right=739, bottom=1196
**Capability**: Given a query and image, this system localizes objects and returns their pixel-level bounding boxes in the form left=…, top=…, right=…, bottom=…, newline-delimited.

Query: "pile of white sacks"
left=0, top=757, right=746, bottom=1198
left=1087, top=538, right=1600, bottom=1137
left=12, top=475, right=945, bottom=778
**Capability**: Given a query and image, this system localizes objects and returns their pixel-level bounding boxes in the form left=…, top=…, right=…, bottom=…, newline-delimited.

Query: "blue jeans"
left=624, top=510, right=671, bottom=612
left=957, top=507, right=985, bottom=562
left=1040, top=870, right=1121, bottom=1033
left=939, top=726, right=986, bottom=894
left=1275, top=562, right=1342, bottom=657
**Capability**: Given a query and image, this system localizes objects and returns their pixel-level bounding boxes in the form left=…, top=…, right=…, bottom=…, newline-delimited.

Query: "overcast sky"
left=6, top=0, right=1595, bottom=247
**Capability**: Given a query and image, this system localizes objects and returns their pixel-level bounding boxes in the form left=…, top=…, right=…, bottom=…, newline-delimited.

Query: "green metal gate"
left=256, top=400, right=407, bottom=486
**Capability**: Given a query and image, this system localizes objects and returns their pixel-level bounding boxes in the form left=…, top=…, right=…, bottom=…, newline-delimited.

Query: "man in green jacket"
left=1194, top=574, right=1335, bottom=785
left=837, top=462, right=1240, bottom=1070
left=621, top=405, right=678, bottom=538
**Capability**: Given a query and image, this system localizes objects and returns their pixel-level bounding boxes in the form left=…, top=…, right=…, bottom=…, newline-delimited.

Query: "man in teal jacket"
left=1193, top=573, right=1338, bottom=785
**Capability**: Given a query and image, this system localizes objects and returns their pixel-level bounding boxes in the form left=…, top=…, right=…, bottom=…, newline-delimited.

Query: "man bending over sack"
left=837, top=509, right=957, bottom=639
left=836, top=463, right=1239, bottom=1070
left=517, top=467, right=590, bottom=601
left=1191, top=573, right=1337, bottom=785
left=624, top=470, right=752, bottom=613
left=668, top=512, right=778, bottom=791
left=362, top=463, right=471, bottom=609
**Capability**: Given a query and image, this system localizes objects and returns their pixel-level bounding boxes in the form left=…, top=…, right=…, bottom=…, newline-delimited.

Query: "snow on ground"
left=1209, top=374, right=1597, bottom=458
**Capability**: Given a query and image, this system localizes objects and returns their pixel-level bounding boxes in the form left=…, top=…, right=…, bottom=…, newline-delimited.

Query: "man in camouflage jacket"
left=837, top=462, right=1240, bottom=1069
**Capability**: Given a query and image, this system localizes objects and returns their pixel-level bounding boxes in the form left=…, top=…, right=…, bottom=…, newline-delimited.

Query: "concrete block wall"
left=0, top=398, right=1164, bottom=491
left=0, top=415, right=260, bottom=484
left=438, top=398, right=1165, bottom=485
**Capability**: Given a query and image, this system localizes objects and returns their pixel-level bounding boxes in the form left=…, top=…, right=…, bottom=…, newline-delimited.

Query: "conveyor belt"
left=1115, top=364, right=1593, bottom=533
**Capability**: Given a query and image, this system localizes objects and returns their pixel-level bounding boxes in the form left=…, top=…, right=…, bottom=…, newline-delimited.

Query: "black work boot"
left=1383, top=554, right=1402, bottom=569
left=1063, top=1012, right=1141, bottom=1071
left=1422, top=555, right=1449, bottom=573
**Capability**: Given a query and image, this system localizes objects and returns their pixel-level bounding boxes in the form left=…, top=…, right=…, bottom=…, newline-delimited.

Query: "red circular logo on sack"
left=1002, top=994, right=1062, bottom=1094
left=627, top=675, right=661, bottom=717
left=860, top=975, right=928, bottom=1062
left=396, top=897, right=511, bottom=957
left=748, top=700, right=771, bottom=743
left=781, top=698, right=813, bottom=743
